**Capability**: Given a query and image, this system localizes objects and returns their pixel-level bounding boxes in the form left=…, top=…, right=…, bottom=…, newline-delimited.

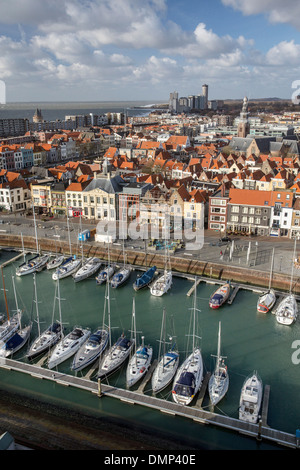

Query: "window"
left=232, top=206, right=239, bottom=213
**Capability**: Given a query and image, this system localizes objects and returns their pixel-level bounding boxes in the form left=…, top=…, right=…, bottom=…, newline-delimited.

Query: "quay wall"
left=0, top=234, right=298, bottom=294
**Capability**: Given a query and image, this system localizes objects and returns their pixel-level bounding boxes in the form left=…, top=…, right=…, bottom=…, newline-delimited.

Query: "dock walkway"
left=0, top=357, right=298, bottom=449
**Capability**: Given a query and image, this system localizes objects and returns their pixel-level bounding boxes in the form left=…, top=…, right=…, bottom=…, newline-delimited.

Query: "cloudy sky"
left=1, top=0, right=300, bottom=102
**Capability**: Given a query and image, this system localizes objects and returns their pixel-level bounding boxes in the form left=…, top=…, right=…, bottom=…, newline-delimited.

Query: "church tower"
left=33, top=108, right=43, bottom=123
left=237, top=96, right=250, bottom=138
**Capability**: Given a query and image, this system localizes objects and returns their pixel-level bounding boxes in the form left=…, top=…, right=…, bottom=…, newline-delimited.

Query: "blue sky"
left=1, top=0, right=300, bottom=102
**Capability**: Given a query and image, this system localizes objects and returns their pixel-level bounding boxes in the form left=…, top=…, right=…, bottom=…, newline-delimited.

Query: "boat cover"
left=116, top=336, right=131, bottom=349
left=174, top=371, right=195, bottom=396
left=5, top=332, right=24, bottom=350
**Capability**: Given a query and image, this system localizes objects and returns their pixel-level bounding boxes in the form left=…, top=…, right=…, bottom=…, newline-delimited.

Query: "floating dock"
left=0, top=357, right=298, bottom=449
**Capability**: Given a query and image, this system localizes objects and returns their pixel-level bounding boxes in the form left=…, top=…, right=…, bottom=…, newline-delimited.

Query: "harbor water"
left=0, top=249, right=299, bottom=450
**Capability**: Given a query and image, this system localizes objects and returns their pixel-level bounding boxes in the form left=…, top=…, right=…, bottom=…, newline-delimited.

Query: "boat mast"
left=56, top=277, right=64, bottom=341
left=269, top=247, right=275, bottom=290
left=32, top=205, right=39, bottom=254
left=1, top=267, right=10, bottom=324
left=33, top=273, right=41, bottom=338
left=12, top=275, right=21, bottom=327
left=290, top=238, right=297, bottom=294
left=67, top=211, right=72, bottom=257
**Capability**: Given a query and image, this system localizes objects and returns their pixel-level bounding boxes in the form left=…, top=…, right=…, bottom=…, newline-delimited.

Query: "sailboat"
left=97, top=298, right=135, bottom=378
left=27, top=274, right=63, bottom=361
left=0, top=276, right=32, bottom=358
left=111, top=240, right=131, bottom=288
left=73, top=257, right=102, bottom=282
left=16, top=209, right=49, bottom=276
left=126, top=299, right=153, bottom=388
left=208, top=321, right=229, bottom=406
left=257, top=247, right=276, bottom=313
left=239, top=371, right=263, bottom=423
left=172, top=279, right=203, bottom=406
left=0, top=267, right=21, bottom=343
left=96, top=243, right=115, bottom=285
left=151, top=309, right=179, bottom=394
left=52, top=213, right=81, bottom=280
left=150, top=237, right=172, bottom=297
left=209, top=283, right=230, bottom=309
left=276, top=238, right=298, bottom=326
left=71, top=274, right=110, bottom=372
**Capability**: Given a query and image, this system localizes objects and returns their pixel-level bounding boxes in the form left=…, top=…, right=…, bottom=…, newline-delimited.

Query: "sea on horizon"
left=0, top=100, right=166, bottom=122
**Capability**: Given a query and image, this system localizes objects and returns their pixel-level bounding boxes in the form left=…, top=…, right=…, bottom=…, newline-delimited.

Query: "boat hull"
left=257, top=289, right=276, bottom=313
left=172, top=348, right=203, bottom=406
left=133, top=266, right=156, bottom=291
left=239, top=373, right=262, bottom=423
left=71, top=328, right=109, bottom=371
left=73, top=258, right=102, bottom=282
left=47, top=256, right=65, bottom=270
left=16, top=254, right=49, bottom=276
left=126, top=344, right=153, bottom=388
left=0, top=324, right=32, bottom=358
left=276, top=294, right=298, bottom=325
left=111, top=268, right=131, bottom=288
left=52, top=258, right=81, bottom=280
left=150, top=271, right=172, bottom=297
left=209, top=283, right=230, bottom=309
left=208, top=365, right=229, bottom=406
left=98, top=336, right=135, bottom=378
left=27, top=322, right=63, bottom=361
left=152, top=351, right=179, bottom=394
left=96, top=266, right=115, bottom=285
left=48, top=327, right=90, bottom=369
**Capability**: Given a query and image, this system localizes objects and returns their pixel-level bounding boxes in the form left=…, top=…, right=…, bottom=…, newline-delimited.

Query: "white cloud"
left=221, top=0, right=300, bottom=30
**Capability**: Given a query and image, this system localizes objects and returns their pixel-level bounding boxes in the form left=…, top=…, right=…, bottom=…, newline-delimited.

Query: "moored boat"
left=257, top=289, right=276, bottom=314
left=239, top=371, right=263, bottom=423
left=126, top=336, right=153, bottom=388
left=111, top=266, right=131, bottom=288
left=276, top=294, right=298, bottom=326
left=73, top=257, right=102, bottom=282
left=0, top=324, right=32, bottom=358
left=96, top=265, right=115, bottom=285
left=151, top=308, right=179, bottom=394
left=172, top=280, right=203, bottom=405
left=133, top=266, right=156, bottom=291
left=47, top=255, right=65, bottom=270
left=150, top=270, right=172, bottom=297
left=16, top=253, right=49, bottom=276
left=48, top=326, right=91, bottom=369
left=52, top=256, right=81, bottom=280
left=209, top=283, right=230, bottom=309
left=208, top=322, right=229, bottom=406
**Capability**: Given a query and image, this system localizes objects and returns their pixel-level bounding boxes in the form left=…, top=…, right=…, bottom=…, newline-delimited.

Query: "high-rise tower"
left=202, top=84, right=208, bottom=109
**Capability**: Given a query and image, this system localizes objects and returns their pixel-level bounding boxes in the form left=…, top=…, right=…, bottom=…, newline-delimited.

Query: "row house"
left=31, top=179, right=54, bottom=214
left=208, top=188, right=229, bottom=233
left=80, top=176, right=123, bottom=221
left=227, top=188, right=293, bottom=237
left=0, top=178, right=31, bottom=213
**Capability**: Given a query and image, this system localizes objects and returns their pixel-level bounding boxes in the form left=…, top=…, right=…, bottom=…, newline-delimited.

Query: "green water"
left=0, top=250, right=299, bottom=450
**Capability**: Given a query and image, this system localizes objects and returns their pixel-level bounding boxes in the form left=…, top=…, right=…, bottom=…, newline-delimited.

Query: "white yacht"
left=73, top=257, right=102, bottom=282
left=47, top=255, right=65, bottom=270
left=239, top=372, right=263, bottom=423
left=257, top=247, right=276, bottom=314
left=52, top=256, right=81, bottom=280
left=276, top=294, right=298, bottom=326
left=71, top=328, right=108, bottom=371
left=172, top=280, right=203, bottom=406
left=257, top=289, right=276, bottom=314
left=150, top=270, right=172, bottom=297
left=126, top=336, right=153, bottom=388
left=98, top=334, right=134, bottom=378
left=16, top=253, right=49, bottom=276
left=110, top=266, right=131, bottom=288
left=27, top=275, right=63, bottom=361
left=208, top=322, right=229, bottom=406
left=98, top=298, right=136, bottom=378
left=151, top=309, right=179, bottom=394
left=48, top=326, right=91, bottom=369
left=96, top=265, right=115, bottom=285
left=27, top=321, right=62, bottom=361
left=16, top=208, right=49, bottom=276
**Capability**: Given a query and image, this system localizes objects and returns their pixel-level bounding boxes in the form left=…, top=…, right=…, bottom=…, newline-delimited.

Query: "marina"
left=0, top=247, right=299, bottom=450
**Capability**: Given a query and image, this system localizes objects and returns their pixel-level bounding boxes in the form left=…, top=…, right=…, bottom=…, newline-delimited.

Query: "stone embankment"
left=0, top=234, right=298, bottom=294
